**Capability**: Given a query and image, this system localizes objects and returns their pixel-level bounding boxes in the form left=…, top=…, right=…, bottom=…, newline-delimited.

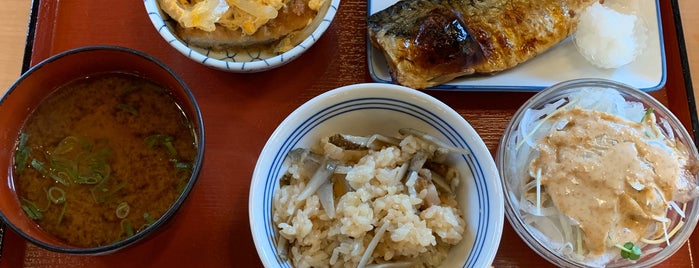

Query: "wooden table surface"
left=2, top=1, right=698, bottom=111
left=1, top=0, right=699, bottom=267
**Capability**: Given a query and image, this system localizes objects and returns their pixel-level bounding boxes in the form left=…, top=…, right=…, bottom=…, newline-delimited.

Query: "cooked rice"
left=273, top=133, right=466, bottom=267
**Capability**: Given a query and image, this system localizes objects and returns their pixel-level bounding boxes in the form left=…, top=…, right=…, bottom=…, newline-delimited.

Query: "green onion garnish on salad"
left=616, top=242, right=641, bottom=260
left=640, top=107, right=654, bottom=123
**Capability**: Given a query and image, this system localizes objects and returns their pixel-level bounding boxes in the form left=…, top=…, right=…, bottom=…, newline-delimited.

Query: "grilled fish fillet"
left=368, top=0, right=598, bottom=89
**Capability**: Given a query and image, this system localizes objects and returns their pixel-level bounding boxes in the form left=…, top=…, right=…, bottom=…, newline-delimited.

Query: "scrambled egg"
left=158, top=0, right=321, bottom=35
left=159, top=0, right=229, bottom=32
left=219, top=0, right=286, bottom=35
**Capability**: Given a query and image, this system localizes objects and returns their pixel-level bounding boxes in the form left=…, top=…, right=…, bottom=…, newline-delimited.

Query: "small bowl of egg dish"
left=0, top=45, right=205, bottom=254
left=497, top=78, right=699, bottom=267
left=249, top=83, right=504, bottom=267
left=144, top=0, right=340, bottom=72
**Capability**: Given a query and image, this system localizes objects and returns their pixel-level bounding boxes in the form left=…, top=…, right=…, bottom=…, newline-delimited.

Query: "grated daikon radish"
left=574, top=2, right=648, bottom=69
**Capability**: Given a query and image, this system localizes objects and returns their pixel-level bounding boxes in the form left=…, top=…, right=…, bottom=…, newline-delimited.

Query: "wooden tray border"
left=2, top=0, right=698, bottom=265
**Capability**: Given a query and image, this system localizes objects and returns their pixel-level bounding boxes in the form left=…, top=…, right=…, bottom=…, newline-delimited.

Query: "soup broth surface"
left=13, top=73, right=197, bottom=248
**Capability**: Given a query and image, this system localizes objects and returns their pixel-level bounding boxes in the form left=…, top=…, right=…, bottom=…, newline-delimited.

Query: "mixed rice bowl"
left=273, top=129, right=468, bottom=267
left=249, top=83, right=504, bottom=268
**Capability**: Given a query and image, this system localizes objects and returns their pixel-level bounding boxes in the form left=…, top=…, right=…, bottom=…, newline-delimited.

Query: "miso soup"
left=13, top=73, right=197, bottom=248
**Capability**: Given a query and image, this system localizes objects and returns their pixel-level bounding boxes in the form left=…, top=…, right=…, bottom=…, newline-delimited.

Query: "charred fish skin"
left=368, top=0, right=484, bottom=89
left=368, top=0, right=597, bottom=89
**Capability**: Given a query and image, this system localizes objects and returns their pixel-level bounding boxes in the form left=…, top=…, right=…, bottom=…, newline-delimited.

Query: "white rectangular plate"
left=367, top=0, right=666, bottom=92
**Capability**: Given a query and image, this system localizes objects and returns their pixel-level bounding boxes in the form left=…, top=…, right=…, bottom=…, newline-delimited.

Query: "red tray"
left=1, top=0, right=697, bottom=267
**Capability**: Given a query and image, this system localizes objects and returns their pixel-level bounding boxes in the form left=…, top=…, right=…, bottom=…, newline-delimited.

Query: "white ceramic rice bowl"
left=249, top=83, right=504, bottom=267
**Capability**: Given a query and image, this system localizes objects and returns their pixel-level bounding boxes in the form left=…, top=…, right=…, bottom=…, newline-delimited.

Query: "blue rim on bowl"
left=249, top=83, right=504, bottom=267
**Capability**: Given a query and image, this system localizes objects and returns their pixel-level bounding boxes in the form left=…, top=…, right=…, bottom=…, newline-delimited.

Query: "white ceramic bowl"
left=249, top=83, right=504, bottom=267
left=497, top=78, right=699, bottom=267
left=144, top=0, right=339, bottom=72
